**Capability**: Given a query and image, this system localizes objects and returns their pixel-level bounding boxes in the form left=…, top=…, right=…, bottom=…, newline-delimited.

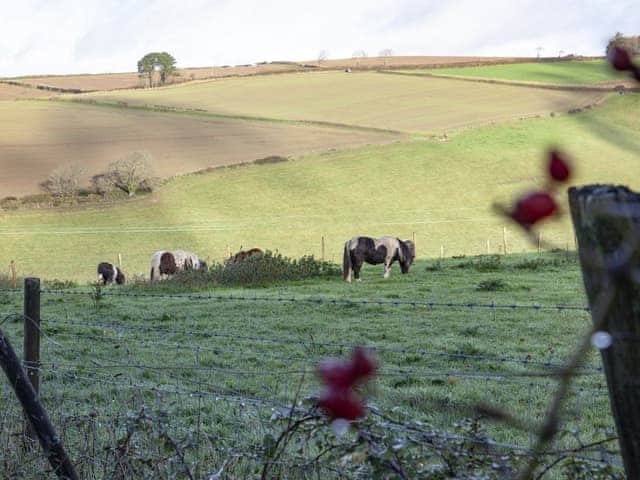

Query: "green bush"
left=137, top=251, right=340, bottom=290
left=476, top=278, right=508, bottom=291
left=458, top=255, right=502, bottom=272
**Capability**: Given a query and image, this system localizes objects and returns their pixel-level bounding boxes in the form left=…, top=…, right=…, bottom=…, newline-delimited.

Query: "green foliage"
left=133, top=251, right=341, bottom=290
left=137, top=52, right=176, bottom=85
left=459, top=255, right=503, bottom=272
left=476, top=278, right=508, bottom=291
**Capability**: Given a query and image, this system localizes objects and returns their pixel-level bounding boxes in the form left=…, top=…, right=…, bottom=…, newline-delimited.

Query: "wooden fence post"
left=118, top=253, right=123, bottom=269
left=10, top=260, right=17, bottom=288
left=502, top=226, right=508, bottom=255
left=440, top=245, right=444, bottom=259
left=23, top=278, right=40, bottom=445
left=486, top=239, right=490, bottom=255
left=412, top=232, right=416, bottom=255
left=0, top=326, right=79, bottom=479
left=568, top=185, right=640, bottom=478
left=321, top=236, right=325, bottom=263
left=537, top=231, right=542, bottom=254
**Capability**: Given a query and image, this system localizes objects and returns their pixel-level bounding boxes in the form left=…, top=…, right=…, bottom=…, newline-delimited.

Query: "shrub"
left=107, top=151, right=153, bottom=197
left=41, top=163, right=84, bottom=198
left=476, top=278, right=508, bottom=291
left=136, top=251, right=340, bottom=290
left=458, top=255, right=502, bottom=272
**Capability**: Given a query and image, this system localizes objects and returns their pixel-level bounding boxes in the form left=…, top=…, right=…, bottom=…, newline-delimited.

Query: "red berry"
left=608, top=46, right=634, bottom=72
left=317, top=387, right=365, bottom=420
left=350, top=347, right=377, bottom=381
left=511, top=192, right=558, bottom=229
left=549, top=150, right=571, bottom=182
left=317, top=359, right=356, bottom=389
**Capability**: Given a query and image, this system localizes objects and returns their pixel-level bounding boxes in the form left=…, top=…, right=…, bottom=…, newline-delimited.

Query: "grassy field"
left=0, top=100, right=397, bottom=197
left=83, top=71, right=608, bottom=134
left=0, top=253, right=617, bottom=477
left=1, top=94, right=638, bottom=282
left=412, top=59, right=627, bottom=85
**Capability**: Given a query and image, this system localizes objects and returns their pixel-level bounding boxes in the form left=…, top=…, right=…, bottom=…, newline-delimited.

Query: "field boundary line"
left=379, top=70, right=639, bottom=92
left=44, top=97, right=410, bottom=136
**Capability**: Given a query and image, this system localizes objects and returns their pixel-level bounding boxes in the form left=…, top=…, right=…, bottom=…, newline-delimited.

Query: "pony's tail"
left=343, top=241, right=352, bottom=283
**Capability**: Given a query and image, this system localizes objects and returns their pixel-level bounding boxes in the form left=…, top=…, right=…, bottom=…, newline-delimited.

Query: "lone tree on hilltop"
left=137, top=52, right=176, bottom=87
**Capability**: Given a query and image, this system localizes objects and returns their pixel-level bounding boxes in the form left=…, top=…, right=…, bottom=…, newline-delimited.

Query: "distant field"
left=85, top=71, right=608, bottom=134
left=12, top=63, right=304, bottom=92
left=412, top=59, right=627, bottom=85
left=4, top=56, right=525, bottom=93
left=0, top=83, right=57, bottom=101
left=0, top=100, right=397, bottom=197
left=1, top=94, right=638, bottom=281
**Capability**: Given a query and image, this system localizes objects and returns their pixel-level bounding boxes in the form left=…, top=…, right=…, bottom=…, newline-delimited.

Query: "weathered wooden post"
left=568, top=185, right=640, bottom=478
left=0, top=327, right=79, bottom=479
left=486, top=239, right=490, bottom=255
left=10, top=260, right=17, bottom=288
left=502, top=226, right=508, bottom=254
left=24, top=278, right=40, bottom=396
left=118, top=253, right=123, bottom=269
left=537, top=232, right=542, bottom=254
left=23, top=278, right=41, bottom=446
left=321, top=236, right=325, bottom=263
left=440, top=245, right=444, bottom=260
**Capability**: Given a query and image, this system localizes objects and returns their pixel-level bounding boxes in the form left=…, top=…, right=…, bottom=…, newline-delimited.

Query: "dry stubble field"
left=85, top=71, right=609, bottom=134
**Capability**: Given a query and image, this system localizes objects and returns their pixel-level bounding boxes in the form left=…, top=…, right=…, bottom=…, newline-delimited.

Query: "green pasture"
left=0, top=253, right=617, bottom=477
left=412, top=59, right=627, bottom=85
left=81, top=71, right=607, bottom=134
left=1, top=94, right=638, bottom=282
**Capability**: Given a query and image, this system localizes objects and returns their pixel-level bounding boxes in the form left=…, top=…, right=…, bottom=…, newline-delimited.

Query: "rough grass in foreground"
left=0, top=252, right=620, bottom=478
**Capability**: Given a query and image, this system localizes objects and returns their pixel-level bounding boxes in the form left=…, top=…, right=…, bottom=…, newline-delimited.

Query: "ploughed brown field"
left=0, top=83, right=57, bottom=101
left=0, top=101, right=399, bottom=198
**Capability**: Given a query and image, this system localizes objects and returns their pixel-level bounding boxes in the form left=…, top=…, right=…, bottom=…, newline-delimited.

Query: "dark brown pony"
left=231, top=248, right=263, bottom=262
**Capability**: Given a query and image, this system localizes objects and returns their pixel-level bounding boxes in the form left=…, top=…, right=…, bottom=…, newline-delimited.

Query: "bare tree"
left=107, top=151, right=153, bottom=197
left=317, top=50, right=329, bottom=64
left=379, top=49, right=393, bottom=68
left=41, top=164, right=84, bottom=198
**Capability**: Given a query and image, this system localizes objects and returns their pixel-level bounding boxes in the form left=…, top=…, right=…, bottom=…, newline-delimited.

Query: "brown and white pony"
left=150, top=250, right=207, bottom=281
left=97, top=262, right=125, bottom=285
left=343, top=236, right=415, bottom=283
left=231, top=248, right=263, bottom=262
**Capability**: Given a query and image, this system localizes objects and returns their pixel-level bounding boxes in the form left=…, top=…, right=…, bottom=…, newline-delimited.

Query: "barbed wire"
left=41, top=317, right=604, bottom=373
left=0, top=286, right=593, bottom=312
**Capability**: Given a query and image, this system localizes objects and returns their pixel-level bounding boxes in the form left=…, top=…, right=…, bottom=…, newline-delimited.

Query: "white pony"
left=150, top=250, right=207, bottom=281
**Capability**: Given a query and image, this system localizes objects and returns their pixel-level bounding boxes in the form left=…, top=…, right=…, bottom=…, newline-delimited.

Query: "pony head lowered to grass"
left=343, top=236, right=415, bottom=283
left=150, top=250, right=207, bottom=281
left=97, top=262, right=125, bottom=285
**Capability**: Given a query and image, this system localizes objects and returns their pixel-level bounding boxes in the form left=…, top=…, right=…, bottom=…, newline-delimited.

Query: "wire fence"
left=0, top=286, right=624, bottom=478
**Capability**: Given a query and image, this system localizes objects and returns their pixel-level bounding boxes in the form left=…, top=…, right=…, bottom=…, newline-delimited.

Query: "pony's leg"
left=353, top=259, right=363, bottom=282
left=383, top=262, right=391, bottom=279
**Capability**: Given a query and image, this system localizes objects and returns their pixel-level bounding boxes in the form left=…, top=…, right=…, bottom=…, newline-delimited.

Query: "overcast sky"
left=1, top=0, right=638, bottom=77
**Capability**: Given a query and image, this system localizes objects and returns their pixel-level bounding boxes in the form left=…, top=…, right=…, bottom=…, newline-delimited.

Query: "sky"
left=1, top=0, right=638, bottom=77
